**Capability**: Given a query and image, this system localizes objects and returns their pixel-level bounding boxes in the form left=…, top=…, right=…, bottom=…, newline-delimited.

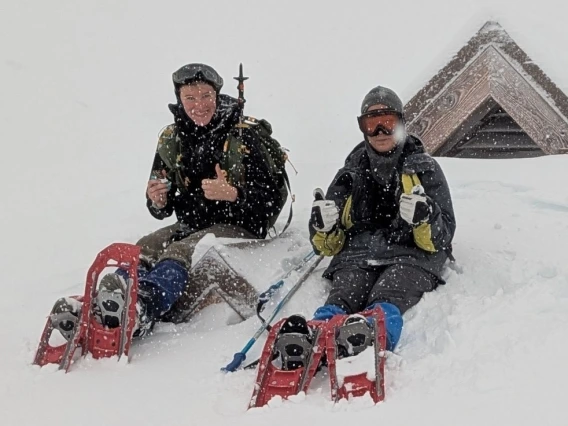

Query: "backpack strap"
left=221, top=133, right=247, bottom=186
left=400, top=173, right=455, bottom=262
left=246, top=117, right=295, bottom=237
left=157, top=125, right=188, bottom=191
left=275, top=172, right=294, bottom=237
left=225, top=118, right=295, bottom=238
left=401, top=173, right=436, bottom=253
left=156, top=125, right=178, bottom=170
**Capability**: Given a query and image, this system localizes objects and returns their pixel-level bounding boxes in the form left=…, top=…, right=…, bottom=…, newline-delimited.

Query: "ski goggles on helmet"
left=172, top=63, right=224, bottom=92
left=357, top=109, right=403, bottom=137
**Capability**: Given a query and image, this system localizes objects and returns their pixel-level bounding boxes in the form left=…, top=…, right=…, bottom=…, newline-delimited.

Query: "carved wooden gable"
left=405, top=21, right=568, bottom=158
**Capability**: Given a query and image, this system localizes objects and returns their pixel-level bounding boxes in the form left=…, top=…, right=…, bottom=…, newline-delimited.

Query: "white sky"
left=2, top=2, right=568, bottom=423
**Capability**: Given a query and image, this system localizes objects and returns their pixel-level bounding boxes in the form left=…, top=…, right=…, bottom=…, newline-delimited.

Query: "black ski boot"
left=94, top=273, right=155, bottom=337
left=49, top=297, right=82, bottom=341
left=273, top=315, right=315, bottom=370
left=335, top=314, right=374, bottom=358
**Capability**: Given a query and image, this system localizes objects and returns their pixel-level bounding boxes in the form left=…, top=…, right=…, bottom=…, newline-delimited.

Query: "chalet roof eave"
left=405, top=21, right=568, bottom=123
left=406, top=46, right=568, bottom=155
left=409, top=44, right=568, bottom=129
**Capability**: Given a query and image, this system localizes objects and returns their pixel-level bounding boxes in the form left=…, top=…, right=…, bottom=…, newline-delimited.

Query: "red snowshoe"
left=33, top=243, right=140, bottom=372
left=249, top=315, right=328, bottom=408
left=249, top=306, right=387, bottom=408
left=325, top=307, right=387, bottom=403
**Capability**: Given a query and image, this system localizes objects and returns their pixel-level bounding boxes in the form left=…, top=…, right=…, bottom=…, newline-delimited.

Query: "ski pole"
left=255, top=250, right=316, bottom=327
left=222, top=254, right=324, bottom=372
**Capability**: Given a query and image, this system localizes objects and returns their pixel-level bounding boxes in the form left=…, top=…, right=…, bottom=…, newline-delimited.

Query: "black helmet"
left=172, top=63, right=224, bottom=93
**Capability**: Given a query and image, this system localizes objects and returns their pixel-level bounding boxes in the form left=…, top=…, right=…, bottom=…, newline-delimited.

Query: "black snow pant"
left=325, top=264, right=438, bottom=315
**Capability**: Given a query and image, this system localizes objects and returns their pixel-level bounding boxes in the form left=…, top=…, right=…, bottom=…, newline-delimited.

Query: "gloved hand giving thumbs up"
left=310, top=188, right=339, bottom=232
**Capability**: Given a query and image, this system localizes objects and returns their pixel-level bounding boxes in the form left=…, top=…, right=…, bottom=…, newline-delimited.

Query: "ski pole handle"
left=255, top=250, right=315, bottom=318
left=256, top=280, right=285, bottom=327
left=222, top=253, right=322, bottom=373
left=257, top=279, right=285, bottom=306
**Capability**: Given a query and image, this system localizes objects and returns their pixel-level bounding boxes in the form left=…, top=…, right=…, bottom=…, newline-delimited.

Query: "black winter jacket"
left=146, top=95, right=282, bottom=239
left=311, top=135, right=456, bottom=281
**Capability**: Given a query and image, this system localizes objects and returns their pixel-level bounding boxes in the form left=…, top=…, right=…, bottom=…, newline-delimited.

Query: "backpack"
left=156, top=116, right=292, bottom=233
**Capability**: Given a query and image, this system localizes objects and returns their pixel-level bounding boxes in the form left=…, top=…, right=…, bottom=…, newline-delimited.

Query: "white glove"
left=311, top=199, right=339, bottom=232
left=400, top=193, right=432, bottom=225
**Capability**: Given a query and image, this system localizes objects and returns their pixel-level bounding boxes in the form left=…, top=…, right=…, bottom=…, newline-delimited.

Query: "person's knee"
left=159, top=241, right=192, bottom=269
left=136, top=231, right=171, bottom=262
left=368, top=264, right=436, bottom=314
left=202, top=224, right=228, bottom=234
left=202, top=224, right=255, bottom=239
left=327, top=268, right=376, bottom=313
left=382, top=264, right=437, bottom=293
left=324, top=291, right=357, bottom=314
left=136, top=224, right=180, bottom=250
left=367, top=288, right=409, bottom=314
left=135, top=233, right=153, bottom=248
left=139, top=259, right=189, bottom=318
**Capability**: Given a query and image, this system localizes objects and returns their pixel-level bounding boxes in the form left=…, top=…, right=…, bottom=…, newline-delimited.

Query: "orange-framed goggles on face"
left=357, top=109, right=404, bottom=137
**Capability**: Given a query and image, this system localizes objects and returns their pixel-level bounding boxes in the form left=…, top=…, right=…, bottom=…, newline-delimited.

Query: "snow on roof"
left=479, top=20, right=506, bottom=35
left=404, top=21, right=568, bottom=155
left=406, top=21, right=568, bottom=122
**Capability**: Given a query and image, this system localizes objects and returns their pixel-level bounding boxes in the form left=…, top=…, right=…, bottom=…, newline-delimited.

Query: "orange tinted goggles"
left=357, top=110, right=403, bottom=137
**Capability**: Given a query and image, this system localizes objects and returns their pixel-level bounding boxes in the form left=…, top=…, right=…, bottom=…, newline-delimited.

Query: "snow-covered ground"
left=3, top=1, right=568, bottom=425
left=3, top=156, right=567, bottom=426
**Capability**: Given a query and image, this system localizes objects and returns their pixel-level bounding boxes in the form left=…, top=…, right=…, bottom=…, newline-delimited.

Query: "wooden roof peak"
left=405, top=21, right=568, bottom=155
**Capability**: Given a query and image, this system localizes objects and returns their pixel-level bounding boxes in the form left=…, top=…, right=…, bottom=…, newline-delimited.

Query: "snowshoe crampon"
left=33, top=243, right=140, bottom=372
left=248, top=306, right=387, bottom=408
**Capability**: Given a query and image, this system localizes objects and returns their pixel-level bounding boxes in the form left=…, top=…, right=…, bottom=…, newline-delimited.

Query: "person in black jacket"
left=145, top=64, right=281, bottom=240
left=49, top=64, right=283, bottom=338
left=113, top=63, right=281, bottom=334
left=309, top=86, right=456, bottom=351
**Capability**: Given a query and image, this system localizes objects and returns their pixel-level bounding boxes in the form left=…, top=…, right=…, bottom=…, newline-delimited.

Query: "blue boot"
left=138, top=259, right=189, bottom=320
left=94, top=259, right=187, bottom=337
left=365, top=302, right=403, bottom=351
left=312, top=302, right=403, bottom=351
